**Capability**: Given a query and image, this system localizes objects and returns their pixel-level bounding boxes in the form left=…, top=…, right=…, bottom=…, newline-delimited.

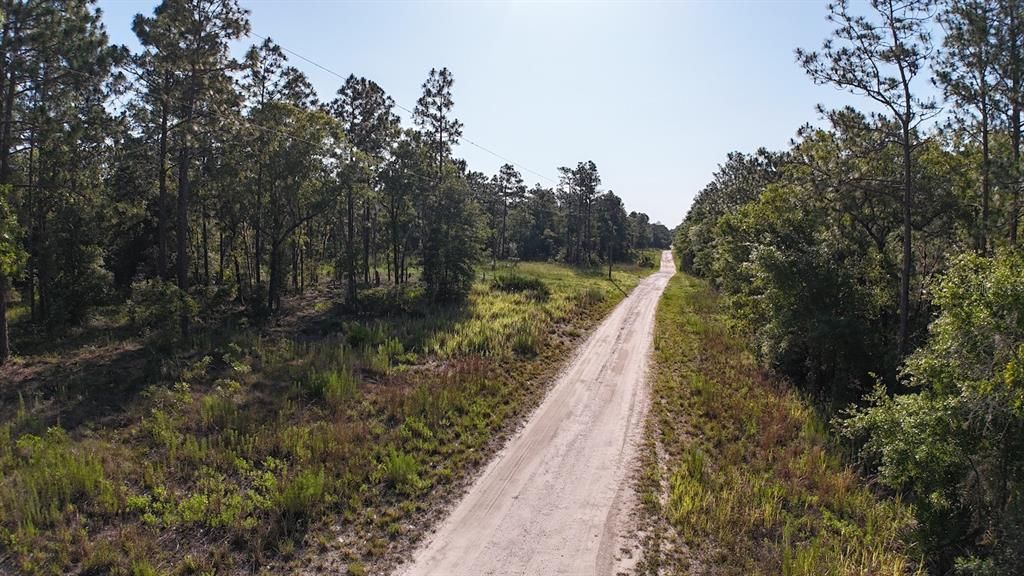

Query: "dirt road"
left=398, top=250, right=676, bottom=576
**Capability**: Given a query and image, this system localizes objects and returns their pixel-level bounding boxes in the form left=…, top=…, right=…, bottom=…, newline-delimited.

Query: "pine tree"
left=995, top=0, right=1024, bottom=245
left=597, top=191, right=628, bottom=278
left=935, top=0, right=998, bottom=254
left=412, top=68, right=481, bottom=300
left=133, top=0, right=249, bottom=335
left=798, top=0, right=937, bottom=356
left=0, top=0, right=119, bottom=328
left=493, top=163, right=525, bottom=260
left=330, top=75, right=399, bottom=304
left=413, top=68, right=463, bottom=184
left=380, top=130, right=426, bottom=285
left=556, top=162, right=601, bottom=266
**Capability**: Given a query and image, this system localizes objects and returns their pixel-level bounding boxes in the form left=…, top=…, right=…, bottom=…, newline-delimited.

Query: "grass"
left=636, top=273, right=922, bottom=576
left=0, top=259, right=659, bottom=575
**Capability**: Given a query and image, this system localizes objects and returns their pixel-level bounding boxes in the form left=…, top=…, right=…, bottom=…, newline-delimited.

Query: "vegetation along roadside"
left=0, top=257, right=659, bottom=576
left=634, top=272, right=923, bottom=576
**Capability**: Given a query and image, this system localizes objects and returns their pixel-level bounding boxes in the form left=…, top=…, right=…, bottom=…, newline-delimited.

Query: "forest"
left=676, top=0, right=1024, bottom=573
left=0, top=0, right=672, bottom=365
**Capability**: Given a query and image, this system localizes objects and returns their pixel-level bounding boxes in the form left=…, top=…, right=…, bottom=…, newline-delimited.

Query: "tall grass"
left=0, top=428, right=117, bottom=540
left=638, top=274, right=922, bottom=575
left=427, top=261, right=650, bottom=358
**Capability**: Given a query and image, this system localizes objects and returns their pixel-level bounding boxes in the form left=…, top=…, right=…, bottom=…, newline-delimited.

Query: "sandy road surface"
left=397, top=250, right=676, bottom=576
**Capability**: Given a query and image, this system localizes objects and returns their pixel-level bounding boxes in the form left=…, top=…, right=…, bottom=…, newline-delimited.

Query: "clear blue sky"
left=96, top=0, right=901, bottom=228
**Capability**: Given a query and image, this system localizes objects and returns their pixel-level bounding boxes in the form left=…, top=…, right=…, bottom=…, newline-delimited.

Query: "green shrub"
left=366, top=337, right=405, bottom=375
left=199, top=382, right=240, bottom=430
left=575, top=286, right=605, bottom=309
left=843, top=251, right=1024, bottom=573
left=491, top=273, right=550, bottom=300
left=379, top=448, right=423, bottom=495
left=666, top=450, right=706, bottom=529
left=132, top=560, right=158, bottom=576
left=510, top=317, right=543, bottom=356
left=128, top=279, right=197, bottom=348
left=277, top=468, right=327, bottom=523
left=80, top=541, right=123, bottom=575
left=636, top=252, right=657, bottom=268
left=0, top=428, right=115, bottom=534
left=306, top=368, right=358, bottom=407
left=346, top=323, right=380, bottom=349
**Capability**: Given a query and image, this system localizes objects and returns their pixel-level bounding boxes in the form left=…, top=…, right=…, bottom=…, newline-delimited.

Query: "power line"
left=249, top=31, right=558, bottom=184
left=44, top=34, right=553, bottom=192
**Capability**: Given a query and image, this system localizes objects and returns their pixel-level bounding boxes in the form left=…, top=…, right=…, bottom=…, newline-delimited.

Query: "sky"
left=94, top=0, right=904, bottom=227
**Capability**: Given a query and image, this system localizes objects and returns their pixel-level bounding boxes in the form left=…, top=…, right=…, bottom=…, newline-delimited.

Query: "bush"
left=491, top=274, right=550, bottom=300
left=129, top=279, right=197, bottom=348
left=38, top=212, right=113, bottom=328
left=843, top=251, right=1024, bottom=574
left=314, top=369, right=358, bottom=406
left=421, top=178, right=483, bottom=302
left=636, top=252, right=657, bottom=268
left=379, top=448, right=423, bottom=495
left=277, top=468, right=326, bottom=524
left=0, top=428, right=115, bottom=535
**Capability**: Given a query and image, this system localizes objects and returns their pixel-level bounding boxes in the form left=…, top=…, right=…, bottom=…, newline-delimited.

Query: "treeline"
left=675, top=0, right=1023, bottom=573
left=0, top=0, right=671, bottom=364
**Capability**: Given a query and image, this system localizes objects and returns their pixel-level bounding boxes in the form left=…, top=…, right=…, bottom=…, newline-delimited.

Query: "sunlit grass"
left=638, top=274, right=922, bottom=575
left=427, top=261, right=652, bottom=358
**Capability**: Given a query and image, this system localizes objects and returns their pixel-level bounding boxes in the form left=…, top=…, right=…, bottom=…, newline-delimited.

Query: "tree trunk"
left=218, top=227, right=226, bottom=284
left=500, top=198, right=508, bottom=261
left=607, top=238, right=613, bottom=280
left=585, top=199, right=593, bottom=267
left=980, top=99, right=991, bottom=255
left=176, top=110, right=192, bottom=339
left=1013, top=100, right=1021, bottom=247
left=1012, top=5, right=1022, bottom=247
left=346, top=183, right=357, bottom=304
left=233, top=253, right=244, bottom=304
left=241, top=228, right=253, bottom=296
left=157, top=99, right=169, bottom=278
left=192, top=223, right=201, bottom=285
left=36, top=169, right=51, bottom=324
left=26, top=130, right=35, bottom=321
left=391, top=201, right=401, bottom=285
left=291, top=236, right=299, bottom=291
left=201, top=203, right=210, bottom=286
left=0, top=28, right=19, bottom=372
left=0, top=273, right=9, bottom=365
left=898, top=121, right=913, bottom=356
left=254, top=161, right=263, bottom=286
left=363, top=201, right=370, bottom=285
left=268, top=241, right=280, bottom=312
left=0, top=19, right=18, bottom=186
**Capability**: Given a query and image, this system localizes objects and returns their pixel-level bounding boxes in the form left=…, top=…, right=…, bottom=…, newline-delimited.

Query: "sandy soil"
left=395, top=250, right=675, bottom=576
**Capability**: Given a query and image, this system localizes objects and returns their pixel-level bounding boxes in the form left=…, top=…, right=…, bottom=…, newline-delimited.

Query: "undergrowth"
left=0, top=260, right=657, bottom=575
left=636, top=273, right=922, bottom=576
